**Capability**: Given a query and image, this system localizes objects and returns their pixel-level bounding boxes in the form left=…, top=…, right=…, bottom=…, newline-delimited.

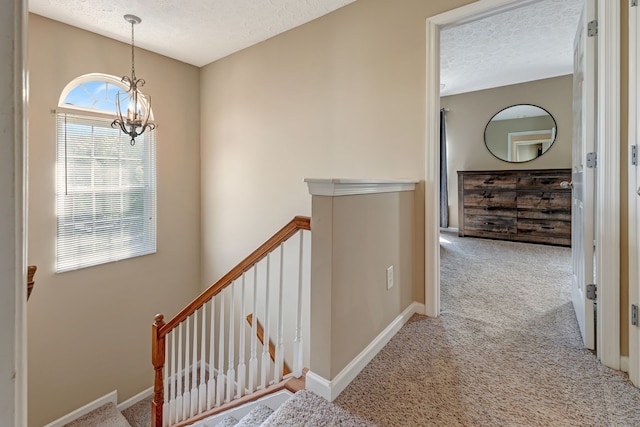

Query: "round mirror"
left=484, top=104, right=557, bottom=163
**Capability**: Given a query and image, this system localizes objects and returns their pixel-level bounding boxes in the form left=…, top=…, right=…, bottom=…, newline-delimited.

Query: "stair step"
left=234, top=404, right=274, bottom=427
left=214, top=415, right=240, bottom=427
left=64, top=402, right=131, bottom=427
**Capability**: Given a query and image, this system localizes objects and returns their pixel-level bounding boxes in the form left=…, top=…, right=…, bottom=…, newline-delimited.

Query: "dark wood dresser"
left=457, top=169, right=571, bottom=246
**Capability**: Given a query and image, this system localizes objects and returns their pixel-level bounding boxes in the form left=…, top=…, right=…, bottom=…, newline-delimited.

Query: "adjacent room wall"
left=441, top=75, right=573, bottom=228
left=27, top=15, right=201, bottom=427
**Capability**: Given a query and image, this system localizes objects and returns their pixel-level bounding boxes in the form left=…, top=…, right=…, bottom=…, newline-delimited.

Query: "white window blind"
left=55, top=113, right=156, bottom=272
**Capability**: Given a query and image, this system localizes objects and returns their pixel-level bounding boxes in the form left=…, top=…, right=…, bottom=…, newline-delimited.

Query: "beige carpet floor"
left=332, top=232, right=640, bottom=426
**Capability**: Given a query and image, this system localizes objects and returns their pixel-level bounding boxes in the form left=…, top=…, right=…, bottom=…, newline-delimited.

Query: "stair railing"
left=152, top=216, right=311, bottom=427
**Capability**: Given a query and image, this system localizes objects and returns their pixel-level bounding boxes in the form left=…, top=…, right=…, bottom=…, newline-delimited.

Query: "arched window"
left=55, top=73, right=156, bottom=272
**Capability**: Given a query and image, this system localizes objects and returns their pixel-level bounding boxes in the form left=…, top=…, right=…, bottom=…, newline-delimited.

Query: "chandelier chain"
left=130, top=19, right=136, bottom=83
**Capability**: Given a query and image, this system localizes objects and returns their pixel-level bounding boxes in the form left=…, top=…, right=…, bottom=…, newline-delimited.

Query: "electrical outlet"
left=386, top=265, right=394, bottom=290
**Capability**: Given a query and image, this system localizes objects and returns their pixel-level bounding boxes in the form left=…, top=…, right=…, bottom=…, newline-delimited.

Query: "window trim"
left=58, top=73, right=154, bottom=120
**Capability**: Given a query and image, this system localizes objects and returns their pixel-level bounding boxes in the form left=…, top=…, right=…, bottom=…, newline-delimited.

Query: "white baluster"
left=274, top=244, right=285, bottom=383
left=293, top=230, right=304, bottom=378
left=261, top=254, right=271, bottom=389
left=183, top=318, right=190, bottom=420
left=169, top=329, right=177, bottom=426
left=237, top=273, right=247, bottom=398
left=207, top=299, right=216, bottom=410
left=191, top=310, right=199, bottom=416
left=163, top=332, right=169, bottom=427
left=216, top=293, right=226, bottom=406
left=199, top=303, right=207, bottom=413
left=226, top=285, right=236, bottom=401
left=176, top=322, right=183, bottom=422
left=248, top=268, right=258, bottom=393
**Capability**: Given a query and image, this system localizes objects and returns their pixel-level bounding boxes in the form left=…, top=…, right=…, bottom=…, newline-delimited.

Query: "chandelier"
left=111, top=14, right=156, bottom=145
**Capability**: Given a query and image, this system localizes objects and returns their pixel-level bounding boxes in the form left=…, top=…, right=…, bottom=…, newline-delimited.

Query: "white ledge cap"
left=305, top=178, right=418, bottom=196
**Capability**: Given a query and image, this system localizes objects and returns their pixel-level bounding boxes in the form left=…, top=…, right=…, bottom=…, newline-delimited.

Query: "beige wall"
left=441, top=75, right=574, bottom=228
left=198, top=0, right=472, bottom=292
left=310, top=191, right=415, bottom=379
left=27, top=15, right=201, bottom=427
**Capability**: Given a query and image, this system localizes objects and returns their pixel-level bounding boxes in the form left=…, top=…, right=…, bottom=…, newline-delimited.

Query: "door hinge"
left=586, top=284, right=597, bottom=300
left=633, top=145, right=638, bottom=166
left=586, top=152, right=597, bottom=168
left=588, top=20, right=598, bottom=37
left=633, top=304, right=639, bottom=326
left=632, top=0, right=638, bottom=7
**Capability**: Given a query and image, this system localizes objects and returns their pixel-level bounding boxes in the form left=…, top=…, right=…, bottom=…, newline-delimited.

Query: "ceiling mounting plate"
left=124, top=14, right=141, bottom=25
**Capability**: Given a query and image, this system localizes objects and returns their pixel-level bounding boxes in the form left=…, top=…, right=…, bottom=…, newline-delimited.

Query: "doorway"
left=425, top=0, right=621, bottom=369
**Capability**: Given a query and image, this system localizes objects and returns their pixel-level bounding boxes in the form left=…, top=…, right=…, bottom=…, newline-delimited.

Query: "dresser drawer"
left=517, top=219, right=571, bottom=238
left=464, top=215, right=516, bottom=234
left=464, top=206, right=517, bottom=218
left=462, top=174, right=516, bottom=190
left=517, top=174, right=571, bottom=190
left=463, top=190, right=517, bottom=209
left=517, top=191, right=571, bottom=210
left=517, top=208, right=571, bottom=222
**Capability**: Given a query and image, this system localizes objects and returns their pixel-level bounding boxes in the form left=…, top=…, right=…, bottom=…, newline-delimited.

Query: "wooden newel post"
left=152, top=314, right=165, bottom=427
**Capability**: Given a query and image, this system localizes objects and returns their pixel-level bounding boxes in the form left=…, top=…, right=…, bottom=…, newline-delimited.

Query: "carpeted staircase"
left=198, top=404, right=274, bottom=427
left=63, top=390, right=369, bottom=427
left=64, top=402, right=131, bottom=427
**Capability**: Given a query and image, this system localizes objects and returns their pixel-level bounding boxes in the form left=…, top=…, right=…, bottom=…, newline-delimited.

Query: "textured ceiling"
left=30, top=1, right=583, bottom=93
left=440, top=0, right=584, bottom=96
left=29, top=0, right=356, bottom=67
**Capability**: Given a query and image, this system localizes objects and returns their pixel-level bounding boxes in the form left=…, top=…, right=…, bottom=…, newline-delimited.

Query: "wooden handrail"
left=246, top=313, right=291, bottom=376
left=159, top=216, right=310, bottom=336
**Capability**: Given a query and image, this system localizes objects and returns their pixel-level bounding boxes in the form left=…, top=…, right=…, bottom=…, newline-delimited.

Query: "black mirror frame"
left=483, top=103, right=557, bottom=163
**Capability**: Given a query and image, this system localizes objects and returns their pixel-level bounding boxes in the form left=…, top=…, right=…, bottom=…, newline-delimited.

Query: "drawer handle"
left=541, top=226, right=555, bottom=230
left=483, top=179, right=494, bottom=184
left=483, top=194, right=495, bottom=199
left=540, top=195, right=554, bottom=201
left=542, top=210, right=555, bottom=215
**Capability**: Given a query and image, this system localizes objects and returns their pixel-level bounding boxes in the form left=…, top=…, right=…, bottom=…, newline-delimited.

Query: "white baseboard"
left=117, top=386, right=153, bottom=411
left=43, top=390, right=118, bottom=427
left=621, top=356, right=629, bottom=373
left=306, top=301, right=425, bottom=402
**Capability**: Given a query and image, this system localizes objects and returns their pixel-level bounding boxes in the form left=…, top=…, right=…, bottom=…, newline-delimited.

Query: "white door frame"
left=628, top=1, right=640, bottom=386
left=425, top=0, right=620, bottom=369
left=0, top=0, right=28, bottom=426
